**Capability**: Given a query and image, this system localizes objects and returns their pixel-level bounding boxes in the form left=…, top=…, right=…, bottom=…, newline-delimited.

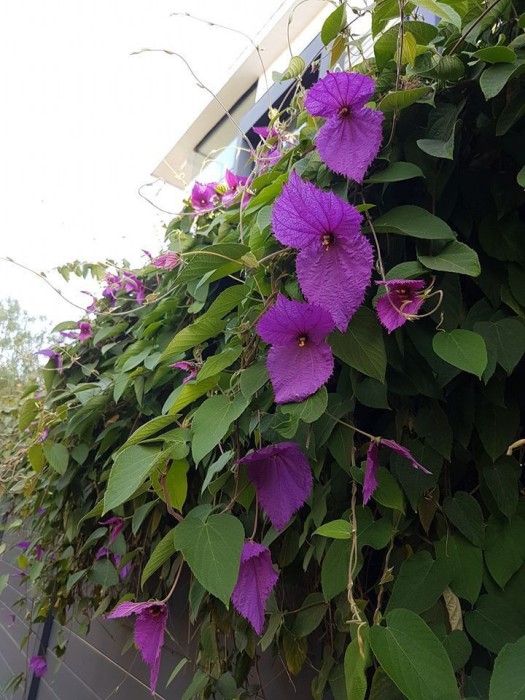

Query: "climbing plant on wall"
left=3, top=0, right=525, bottom=698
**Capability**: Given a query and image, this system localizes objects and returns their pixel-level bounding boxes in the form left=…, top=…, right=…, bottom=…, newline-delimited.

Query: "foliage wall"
left=3, top=1, right=525, bottom=698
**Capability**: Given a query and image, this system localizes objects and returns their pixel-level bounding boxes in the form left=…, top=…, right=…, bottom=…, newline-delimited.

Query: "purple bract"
left=272, top=172, right=373, bottom=330
left=29, top=655, right=47, bottom=677
left=256, top=295, right=335, bottom=403
left=239, top=442, right=312, bottom=531
left=231, top=541, right=279, bottom=634
left=305, top=72, right=384, bottom=182
left=363, top=438, right=431, bottom=504
left=107, top=600, right=168, bottom=695
left=152, top=252, right=180, bottom=270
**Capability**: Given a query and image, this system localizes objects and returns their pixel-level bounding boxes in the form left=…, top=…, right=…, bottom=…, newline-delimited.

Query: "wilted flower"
left=81, top=290, right=98, bottom=313
left=231, top=541, right=279, bottom=635
left=272, top=172, right=373, bottom=331
left=107, top=601, right=168, bottom=695
left=152, top=252, right=180, bottom=270
left=190, top=181, right=218, bottom=213
left=37, top=429, right=49, bottom=444
left=122, top=272, right=145, bottom=305
left=256, top=295, right=335, bottom=403
left=113, top=554, right=132, bottom=581
left=305, top=72, right=384, bottom=182
left=100, top=516, right=125, bottom=545
left=239, top=442, right=312, bottom=531
left=170, top=361, right=198, bottom=383
left=364, top=438, right=431, bottom=504
left=252, top=125, right=279, bottom=139
left=29, top=655, right=47, bottom=677
left=375, top=279, right=427, bottom=332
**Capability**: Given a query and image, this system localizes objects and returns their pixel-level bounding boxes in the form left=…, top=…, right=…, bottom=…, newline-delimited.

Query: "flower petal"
left=231, top=542, right=279, bottom=635
left=316, top=107, right=384, bottom=183
left=296, top=232, right=373, bottom=332
left=266, top=340, right=334, bottom=403
left=364, top=442, right=381, bottom=504
left=256, top=295, right=335, bottom=347
left=240, top=442, right=312, bottom=531
left=106, top=601, right=154, bottom=619
left=305, top=72, right=377, bottom=117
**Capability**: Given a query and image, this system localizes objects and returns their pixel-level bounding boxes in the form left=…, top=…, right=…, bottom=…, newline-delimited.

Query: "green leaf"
left=518, top=165, right=525, bottom=188
left=27, top=444, right=45, bottom=473
left=276, top=56, right=305, bottom=82
left=173, top=513, right=244, bottom=605
left=177, top=244, right=250, bottom=283
left=484, top=515, right=525, bottom=588
left=43, top=443, right=69, bottom=476
left=314, top=519, right=352, bottom=539
left=474, top=46, right=517, bottom=64
left=369, top=609, right=460, bottom=700
left=386, top=551, right=451, bottom=614
left=141, top=529, right=177, bottom=588
left=162, top=285, right=247, bottom=360
left=0, top=574, right=9, bottom=595
left=103, top=445, right=159, bottom=514
left=89, top=559, right=119, bottom=588
left=476, top=402, right=520, bottom=461
left=367, top=161, right=425, bottom=183
left=465, top=594, right=525, bottom=653
left=281, top=386, right=328, bottom=423
left=474, top=319, right=525, bottom=375
left=435, top=535, right=482, bottom=604
left=321, top=539, right=351, bottom=600
left=330, top=307, right=387, bottom=382
left=240, top=362, right=268, bottom=399
left=480, top=60, right=525, bottom=99
left=432, top=330, right=487, bottom=378
left=374, top=22, right=438, bottom=71
left=490, top=634, right=525, bottom=699
left=166, top=375, right=219, bottom=416
left=483, top=458, right=519, bottom=519
left=418, top=240, right=480, bottom=276
left=344, top=627, right=371, bottom=700
left=321, top=4, right=346, bottom=45
left=496, top=92, right=525, bottom=136
left=197, top=346, right=242, bottom=382
left=66, top=569, right=87, bottom=592
left=379, top=87, right=432, bottom=113
left=415, top=0, right=462, bottom=26
left=291, top=593, right=327, bottom=638
left=123, top=415, right=180, bottom=447
left=443, top=492, right=485, bottom=547
left=283, top=632, right=308, bottom=675
left=373, top=206, right=455, bottom=240
left=443, top=629, right=472, bottom=672
left=400, top=31, right=417, bottom=65
left=191, top=395, right=248, bottom=464
left=18, top=399, right=38, bottom=431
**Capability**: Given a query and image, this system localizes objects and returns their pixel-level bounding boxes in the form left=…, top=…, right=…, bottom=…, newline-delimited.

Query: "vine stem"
left=449, top=0, right=503, bottom=55
left=160, top=556, right=185, bottom=604
left=373, top=513, right=402, bottom=624
left=326, top=412, right=377, bottom=441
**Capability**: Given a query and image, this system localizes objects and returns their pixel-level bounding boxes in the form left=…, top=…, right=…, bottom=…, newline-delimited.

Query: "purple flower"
left=101, top=516, right=125, bottom=545
left=272, top=173, right=373, bottom=331
left=305, top=72, right=384, bottom=182
left=102, top=273, right=122, bottom=303
left=239, top=442, right=312, bottom=531
left=29, top=655, right=47, bottom=677
left=253, top=126, right=279, bottom=139
left=81, top=290, right=98, bottom=313
left=37, top=429, right=49, bottom=444
left=170, top=361, right=198, bottom=383
left=35, top=544, right=43, bottom=561
left=37, top=348, right=63, bottom=372
left=37, top=507, right=46, bottom=515
left=363, top=438, right=431, bottom=504
left=113, top=554, right=132, bottom=581
left=375, top=279, right=427, bottom=332
left=17, top=541, right=30, bottom=550
left=78, top=321, right=92, bottom=342
left=152, top=252, right=180, bottom=270
left=231, top=542, right=279, bottom=635
left=107, top=601, right=168, bottom=695
left=220, top=169, right=249, bottom=207
left=95, top=546, right=111, bottom=560
left=122, top=273, right=145, bottom=305
left=59, top=330, right=78, bottom=340
left=257, top=295, right=335, bottom=403
left=190, top=181, right=218, bottom=213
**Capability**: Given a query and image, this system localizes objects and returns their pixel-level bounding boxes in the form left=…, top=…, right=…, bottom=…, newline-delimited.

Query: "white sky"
left=0, top=0, right=298, bottom=327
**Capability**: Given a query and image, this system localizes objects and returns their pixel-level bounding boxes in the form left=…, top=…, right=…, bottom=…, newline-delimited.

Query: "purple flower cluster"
left=102, top=271, right=145, bottom=306
left=60, top=320, right=92, bottom=343
left=190, top=169, right=252, bottom=213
